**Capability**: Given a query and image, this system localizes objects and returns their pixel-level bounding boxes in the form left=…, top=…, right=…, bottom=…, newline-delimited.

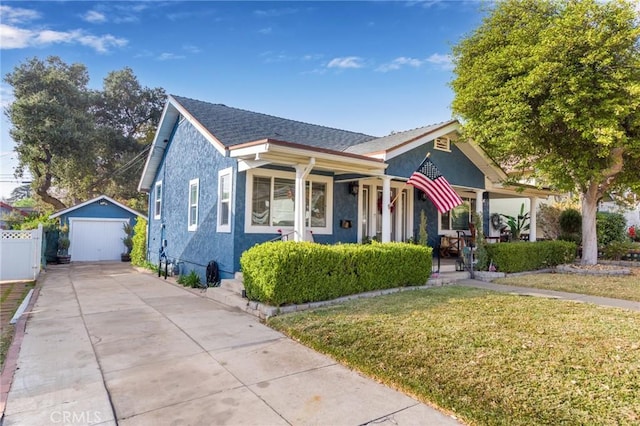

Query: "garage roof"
left=49, top=195, right=147, bottom=220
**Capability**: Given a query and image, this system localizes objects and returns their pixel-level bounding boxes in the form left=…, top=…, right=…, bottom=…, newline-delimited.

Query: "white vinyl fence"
left=0, top=224, right=43, bottom=281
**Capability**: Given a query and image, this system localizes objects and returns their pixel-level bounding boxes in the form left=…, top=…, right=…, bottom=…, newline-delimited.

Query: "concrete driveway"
left=2, top=262, right=461, bottom=426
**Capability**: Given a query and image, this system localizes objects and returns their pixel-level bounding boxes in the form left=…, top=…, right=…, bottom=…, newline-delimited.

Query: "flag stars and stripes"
left=407, top=156, right=463, bottom=214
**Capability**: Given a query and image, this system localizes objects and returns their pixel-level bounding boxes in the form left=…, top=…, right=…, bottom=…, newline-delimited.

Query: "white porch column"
left=529, top=196, right=538, bottom=242
left=294, top=159, right=315, bottom=242
left=381, top=176, right=392, bottom=243
left=475, top=190, right=483, bottom=216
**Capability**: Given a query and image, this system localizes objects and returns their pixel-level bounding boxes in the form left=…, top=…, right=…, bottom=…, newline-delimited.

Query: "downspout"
left=294, top=158, right=315, bottom=242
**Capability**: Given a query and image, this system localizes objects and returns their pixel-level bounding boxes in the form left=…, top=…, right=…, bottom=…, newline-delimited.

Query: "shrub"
left=130, top=218, right=147, bottom=266
left=559, top=208, right=582, bottom=234
left=240, top=241, right=432, bottom=306
left=177, top=270, right=202, bottom=288
left=596, top=212, right=626, bottom=246
left=537, top=204, right=562, bottom=240
left=558, top=208, right=581, bottom=243
left=481, top=240, right=576, bottom=273
left=601, top=241, right=635, bottom=261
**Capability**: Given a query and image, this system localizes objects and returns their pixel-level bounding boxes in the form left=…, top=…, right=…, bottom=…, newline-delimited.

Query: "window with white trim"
left=188, top=178, right=199, bottom=231
left=245, top=169, right=333, bottom=234
left=217, top=168, right=232, bottom=232
left=154, top=181, right=162, bottom=219
left=440, top=198, right=475, bottom=231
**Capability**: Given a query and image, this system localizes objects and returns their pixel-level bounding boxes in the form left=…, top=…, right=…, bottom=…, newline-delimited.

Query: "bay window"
left=245, top=169, right=332, bottom=234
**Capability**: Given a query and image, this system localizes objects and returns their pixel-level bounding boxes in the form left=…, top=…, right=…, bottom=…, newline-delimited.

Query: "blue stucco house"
left=138, top=95, right=552, bottom=279
left=50, top=195, right=146, bottom=262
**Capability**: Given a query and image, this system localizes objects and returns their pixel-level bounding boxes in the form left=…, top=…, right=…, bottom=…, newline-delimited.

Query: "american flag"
left=407, top=157, right=463, bottom=214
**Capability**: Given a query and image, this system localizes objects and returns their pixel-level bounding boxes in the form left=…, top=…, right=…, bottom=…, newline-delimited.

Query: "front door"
left=358, top=180, right=412, bottom=243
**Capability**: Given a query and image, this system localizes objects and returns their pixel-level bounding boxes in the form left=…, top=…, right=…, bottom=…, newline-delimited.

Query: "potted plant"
left=121, top=223, right=133, bottom=262
left=57, top=224, right=71, bottom=264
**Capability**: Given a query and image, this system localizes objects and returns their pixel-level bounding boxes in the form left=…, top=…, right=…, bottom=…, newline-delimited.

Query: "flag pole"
left=389, top=152, right=431, bottom=207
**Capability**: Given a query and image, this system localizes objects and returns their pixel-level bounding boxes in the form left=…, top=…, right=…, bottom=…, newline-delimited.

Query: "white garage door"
left=70, top=218, right=128, bottom=261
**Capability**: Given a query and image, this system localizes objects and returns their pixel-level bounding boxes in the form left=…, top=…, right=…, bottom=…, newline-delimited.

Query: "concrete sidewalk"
left=2, top=262, right=461, bottom=426
left=456, top=279, right=640, bottom=312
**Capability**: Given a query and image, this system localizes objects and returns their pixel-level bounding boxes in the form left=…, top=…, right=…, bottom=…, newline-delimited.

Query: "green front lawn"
left=493, top=267, right=640, bottom=302
left=268, top=287, right=640, bottom=425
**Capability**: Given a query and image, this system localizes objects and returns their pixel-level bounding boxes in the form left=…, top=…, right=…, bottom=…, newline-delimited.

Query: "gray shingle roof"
left=345, top=120, right=458, bottom=155
left=172, top=95, right=376, bottom=151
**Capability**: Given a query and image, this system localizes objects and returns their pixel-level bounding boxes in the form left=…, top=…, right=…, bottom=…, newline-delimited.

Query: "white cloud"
left=83, top=10, right=107, bottom=23
left=0, top=5, right=40, bottom=24
left=376, top=56, right=424, bottom=72
left=302, top=54, right=323, bottom=61
left=254, top=8, right=298, bottom=18
left=0, top=23, right=127, bottom=53
left=426, top=53, right=454, bottom=70
left=258, top=27, right=273, bottom=35
left=327, top=56, right=364, bottom=69
left=183, top=44, right=201, bottom=54
left=157, top=52, right=185, bottom=61
left=77, top=34, right=127, bottom=53
left=0, top=24, right=33, bottom=49
left=35, top=29, right=78, bottom=45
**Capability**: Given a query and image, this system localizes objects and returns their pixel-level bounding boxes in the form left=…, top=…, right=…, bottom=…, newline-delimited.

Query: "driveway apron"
left=3, top=262, right=460, bottom=426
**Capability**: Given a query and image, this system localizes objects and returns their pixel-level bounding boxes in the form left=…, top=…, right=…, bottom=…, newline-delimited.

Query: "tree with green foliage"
left=6, top=184, right=31, bottom=203
left=451, top=0, right=640, bottom=265
left=4, top=56, right=165, bottom=210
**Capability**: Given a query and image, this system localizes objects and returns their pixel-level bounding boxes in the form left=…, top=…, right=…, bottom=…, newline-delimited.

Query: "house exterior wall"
left=148, top=118, right=236, bottom=280
left=386, top=141, right=486, bottom=249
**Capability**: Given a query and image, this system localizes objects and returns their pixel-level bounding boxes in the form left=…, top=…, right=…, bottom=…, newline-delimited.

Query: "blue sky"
left=0, top=0, right=487, bottom=198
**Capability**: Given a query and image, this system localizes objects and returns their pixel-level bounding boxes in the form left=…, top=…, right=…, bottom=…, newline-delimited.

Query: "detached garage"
left=50, top=195, right=146, bottom=262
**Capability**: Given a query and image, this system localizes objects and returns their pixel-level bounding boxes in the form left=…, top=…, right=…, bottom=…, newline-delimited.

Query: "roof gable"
left=345, top=120, right=459, bottom=158
left=49, top=195, right=147, bottom=220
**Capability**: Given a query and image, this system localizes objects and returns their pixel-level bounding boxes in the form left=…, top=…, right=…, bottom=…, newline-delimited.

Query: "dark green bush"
left=596, top=212, right=626, bottom=246
left=558, top=208, right=582, bottom=243
left=559, top=208, right=582, bottom=234
left=481, top=241, right=576, bottom=273
left=240, top=241, right=432, bottom=306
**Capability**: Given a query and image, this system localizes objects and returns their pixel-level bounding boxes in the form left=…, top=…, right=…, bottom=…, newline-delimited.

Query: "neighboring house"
left=599, top=196, right=640, bottom=229
left=138, top=95, right=554, bottom=279
left=49, top=195, right=146, bottom=262
left=0, top=201, right=28, bottom=229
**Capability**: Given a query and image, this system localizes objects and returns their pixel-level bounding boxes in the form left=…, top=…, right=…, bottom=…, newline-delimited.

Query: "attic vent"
left=434, top=137, right=451, bottom=152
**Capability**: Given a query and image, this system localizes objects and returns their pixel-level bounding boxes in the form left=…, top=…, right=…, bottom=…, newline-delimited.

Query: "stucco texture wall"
left=147, top=118, right=236, bottom=280
left=388, top=141, right=486, bottom=248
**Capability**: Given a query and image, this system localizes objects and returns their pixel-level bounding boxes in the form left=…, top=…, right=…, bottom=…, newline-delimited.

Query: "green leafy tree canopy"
left=451, top=0, right=640, bottom=264
left=4, top=56, right=166, bottom=210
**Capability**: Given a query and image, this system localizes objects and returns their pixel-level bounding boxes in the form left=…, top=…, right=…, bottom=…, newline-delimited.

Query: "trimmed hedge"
left=240, top=241, right=432, bottom=306
left=481, top=240, right=576, bottom=273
